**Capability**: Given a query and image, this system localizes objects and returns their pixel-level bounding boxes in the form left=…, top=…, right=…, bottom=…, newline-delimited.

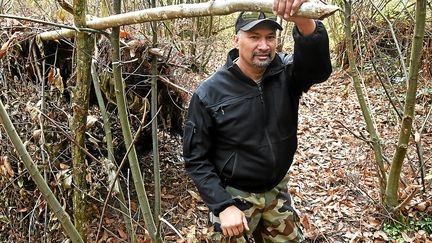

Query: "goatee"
left=252, top=52, right=272, bottom=68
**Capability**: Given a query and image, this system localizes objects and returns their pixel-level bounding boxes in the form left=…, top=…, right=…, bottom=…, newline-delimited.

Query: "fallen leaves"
left=187, top=190, right=203, bottom=202
left=47, top=66, right=64, bottom=93
left=0, top=156, right=14, bottom=177
left=292, top=71, right=432, bottom=241
left=0, top=33, right=17, bottom=60
left=301, top=215, right=311, bottom=230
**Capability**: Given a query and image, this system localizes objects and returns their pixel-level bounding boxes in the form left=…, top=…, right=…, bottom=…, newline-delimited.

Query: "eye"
left=267, top=35, right=276, bottom=41
left=249, top=35, right=259, bottom=40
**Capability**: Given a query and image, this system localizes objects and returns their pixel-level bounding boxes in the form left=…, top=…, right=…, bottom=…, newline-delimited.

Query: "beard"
left=252, top=51, right=272, bottom=68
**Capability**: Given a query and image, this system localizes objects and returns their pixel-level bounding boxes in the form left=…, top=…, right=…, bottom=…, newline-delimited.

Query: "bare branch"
left=38, top=0, right=339, bottom=40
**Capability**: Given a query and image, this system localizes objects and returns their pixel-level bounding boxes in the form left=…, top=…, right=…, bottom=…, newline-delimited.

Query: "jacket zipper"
left=257, top=82, right=277, bottom=177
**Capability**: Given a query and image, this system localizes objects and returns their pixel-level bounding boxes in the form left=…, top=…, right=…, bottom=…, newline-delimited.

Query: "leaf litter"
left=159, top=68, right=431, bottom=242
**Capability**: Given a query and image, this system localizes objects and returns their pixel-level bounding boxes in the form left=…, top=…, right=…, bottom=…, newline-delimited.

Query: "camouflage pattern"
left=207, top=177, right=304, bottom=242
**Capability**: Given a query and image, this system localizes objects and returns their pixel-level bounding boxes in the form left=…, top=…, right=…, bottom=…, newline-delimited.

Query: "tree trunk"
left=343, top=0, right=387, bottom=196
left=151, top=0, right=162, bottom=224
left=111, top=0, right=160, bottom=241
left=385, top=0, right=427, bottom=210
left=91, top=58, right=138, bottom=243
left=71, top=0, right=95, bottom=238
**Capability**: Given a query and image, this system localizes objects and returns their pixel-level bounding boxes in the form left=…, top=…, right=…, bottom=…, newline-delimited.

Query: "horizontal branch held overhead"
left=37, top=0, right=339, bottom=41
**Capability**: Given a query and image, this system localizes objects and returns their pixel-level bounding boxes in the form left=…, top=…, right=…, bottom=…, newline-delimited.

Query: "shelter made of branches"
left=0, top=23, right=188, bottom=241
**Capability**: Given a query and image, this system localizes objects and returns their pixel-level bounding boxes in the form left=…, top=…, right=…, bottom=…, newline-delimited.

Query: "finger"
left=237, top=223, right=245, bottom=235
left=222, top=227, right=228, bottom=236
left=232, top=226, right=240, bottom=236
left=277, top=0, right=287, bottom=17
left=224, top=225, right=236, bottom=236
left=283, top=0, right=293, bottom=19
left=290, top=0, right=302, bottom=16
left=228, top=227, right=238, bottom=236
left=272, top=0, right=279, bottom=13
left=242, top=216, right=250, bottom=231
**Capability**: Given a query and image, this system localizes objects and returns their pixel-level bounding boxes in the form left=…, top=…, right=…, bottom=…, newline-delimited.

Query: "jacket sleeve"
left=183, top=93, right=235, bottom=216
left=291, top=20, right=332, bottom=93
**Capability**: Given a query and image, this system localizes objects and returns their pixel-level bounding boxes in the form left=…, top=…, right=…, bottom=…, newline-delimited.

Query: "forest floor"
left=140, top=49, right=432, bottom=242
left=146, top=69, right=432, bottom=243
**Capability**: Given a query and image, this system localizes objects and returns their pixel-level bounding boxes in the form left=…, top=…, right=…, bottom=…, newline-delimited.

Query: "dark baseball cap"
left=235, top=11, right=283, bottom=33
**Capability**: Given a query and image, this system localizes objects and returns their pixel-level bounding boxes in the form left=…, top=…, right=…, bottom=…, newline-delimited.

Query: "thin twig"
left=335, top=120, right=408, bottom=187
left=101, top=226, right=127, bottom=242
left=158, top=75, right=192, bottom=95
left=368, top=0, right=408, bottom=82
left=159, top=217, right=184, bottom=240
left=335, top=120, right=368, bottom=142
left=392, top=187, right=420, bottom=213
left=71, top=184, right=146, bottom=231
left=34, top=108, right=102, bottom=164
left=0, top=14, right=103, bottom=34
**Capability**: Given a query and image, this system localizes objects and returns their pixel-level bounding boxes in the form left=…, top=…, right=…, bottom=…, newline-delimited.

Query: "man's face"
left=234, top=26, right=278, bottom=70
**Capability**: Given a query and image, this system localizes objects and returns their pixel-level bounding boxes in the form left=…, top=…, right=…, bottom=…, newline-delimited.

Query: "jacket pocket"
left=219, top=151, right=236, bottom=180
left=183, top=121, right=195, bottom=157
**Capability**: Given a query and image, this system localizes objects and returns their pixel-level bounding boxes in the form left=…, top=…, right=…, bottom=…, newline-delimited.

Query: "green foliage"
left=383, top=213, right=432, bottom=240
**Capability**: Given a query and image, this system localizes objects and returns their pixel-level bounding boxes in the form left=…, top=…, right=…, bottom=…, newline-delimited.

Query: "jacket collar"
left=224, top=48, right=285, bottom=81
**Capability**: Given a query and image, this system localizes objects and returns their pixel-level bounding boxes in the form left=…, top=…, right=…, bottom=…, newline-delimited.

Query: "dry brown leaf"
left=322, top=195, right=333, bottom=204
left=86, top=115, right=98, bottom=129
left=187, top=190, right=202, bottom=202
left=416, top=201, right=429, bottom=211
left=85, top=172, right=92, bottom=183
left=47, top=66, right=64, bottom=93
left=337, top=221, right=344, bottom=231
left=130, top=201, right=137, bottom=212
left=3, top=156, right=14, bottom=177
left=16, top=208, right=28, bottom=213
left=197, top=206, right=208, bottom=211
left=143, top=228, right=152, bottom=243
left=105, top=218, right=115, bottom=226
left=117, top=228, right=127, bottom=239
left=301, top=215, right=310, bottom=230
left=373, top=230, right=388, bottom=241
left=162, top=194, right=176, bottom=199
left=47, top=66, right=54, bottom=85
left=401, top=232, right=414, bottom=242
left=367, top=216, right=381, bottom=228
left=98, top=230, right=108, bottom=243
left=32, top=129, right=42, bottom=142
left=59, top=163, right=70, bottom=170
left=0, top=34, right=16, bottom=60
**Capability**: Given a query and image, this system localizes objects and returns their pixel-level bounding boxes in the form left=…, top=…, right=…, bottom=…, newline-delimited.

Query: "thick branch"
left=38, top=0, right=339, bottom=40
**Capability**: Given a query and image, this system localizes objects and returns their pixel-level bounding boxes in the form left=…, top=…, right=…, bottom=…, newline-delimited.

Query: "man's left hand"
left=273, top=0, right=305, bottom=21
left=272, top=0, right=316, bottom=36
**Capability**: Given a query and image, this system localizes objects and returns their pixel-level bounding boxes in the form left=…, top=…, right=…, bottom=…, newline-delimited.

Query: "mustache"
left=252, top=52, right=271, bottom=58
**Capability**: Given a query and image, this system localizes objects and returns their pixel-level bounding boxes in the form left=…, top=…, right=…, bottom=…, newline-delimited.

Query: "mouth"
left=253, top=52, right=271, bottom=61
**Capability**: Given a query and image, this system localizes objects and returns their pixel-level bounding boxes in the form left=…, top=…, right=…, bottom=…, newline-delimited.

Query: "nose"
left=257, top=38, right=270, bottom=51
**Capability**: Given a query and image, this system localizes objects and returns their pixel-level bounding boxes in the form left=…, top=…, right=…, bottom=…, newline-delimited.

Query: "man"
left=183, top=0, right=332, bottom=241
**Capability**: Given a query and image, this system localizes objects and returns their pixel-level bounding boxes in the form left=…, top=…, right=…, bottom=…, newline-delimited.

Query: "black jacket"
left=183, top=21, right=332, bottom=216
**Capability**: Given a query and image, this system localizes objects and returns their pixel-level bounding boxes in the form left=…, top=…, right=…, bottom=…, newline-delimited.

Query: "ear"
left=234, top=34, right=239, bottom=49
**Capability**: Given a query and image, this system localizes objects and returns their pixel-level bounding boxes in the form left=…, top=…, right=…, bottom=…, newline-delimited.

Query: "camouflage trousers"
left=208, top=177, right=304, bottom=242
